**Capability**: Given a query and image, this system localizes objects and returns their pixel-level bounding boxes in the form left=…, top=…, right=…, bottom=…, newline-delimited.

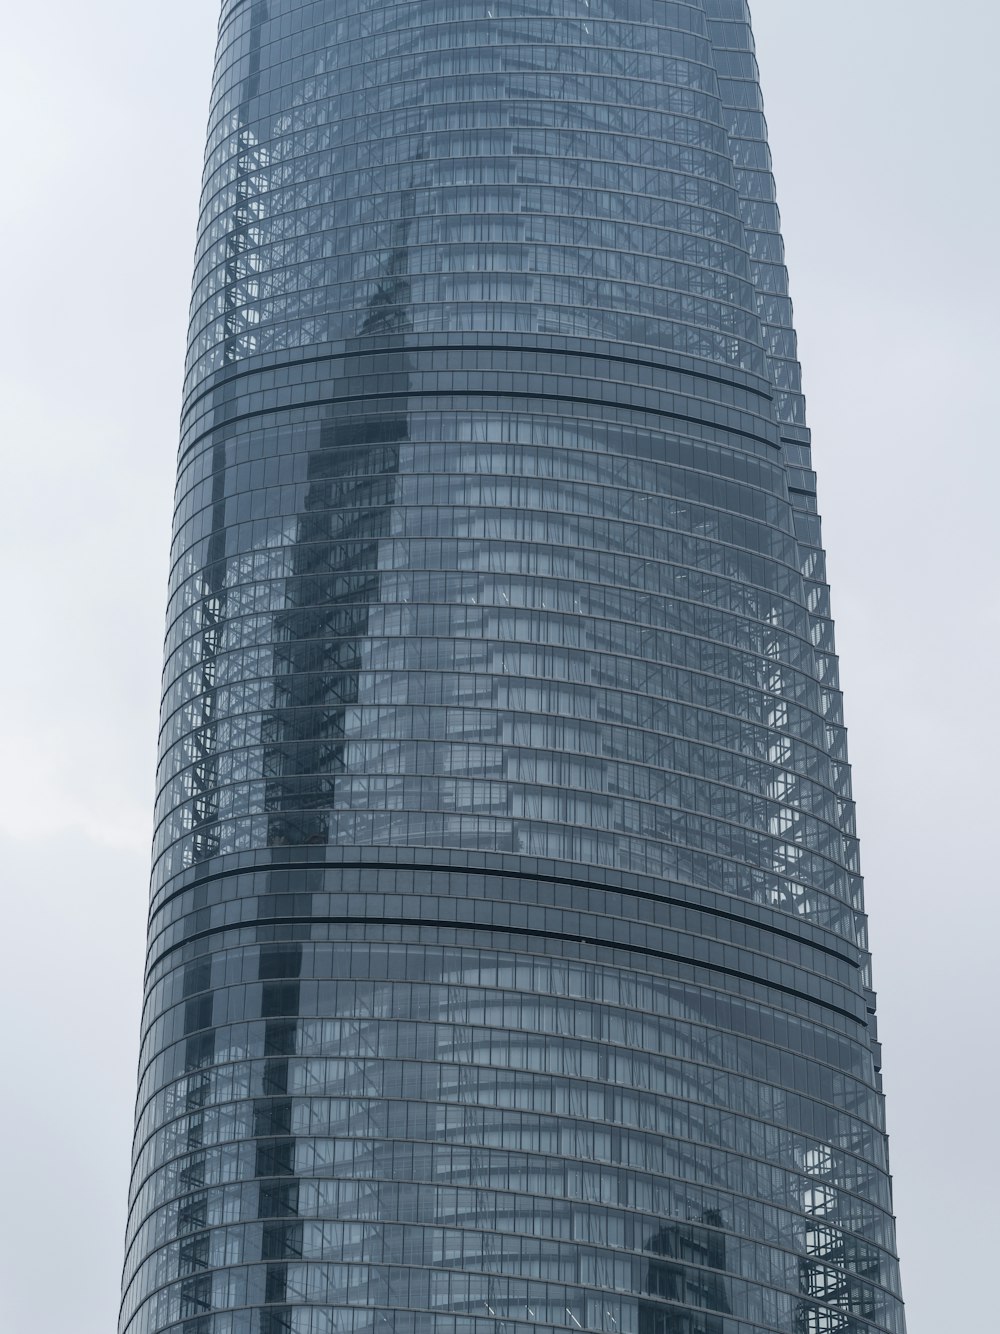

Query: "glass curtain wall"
left=121, top=3, right=906, bottom=1333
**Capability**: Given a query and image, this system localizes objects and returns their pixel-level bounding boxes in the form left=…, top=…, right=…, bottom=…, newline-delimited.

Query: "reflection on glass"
left=120, top=3, right=906, bottom=1334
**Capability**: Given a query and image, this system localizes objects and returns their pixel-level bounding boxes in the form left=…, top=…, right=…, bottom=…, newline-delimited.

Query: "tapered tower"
left=121, top=4, right=906, bottom=1333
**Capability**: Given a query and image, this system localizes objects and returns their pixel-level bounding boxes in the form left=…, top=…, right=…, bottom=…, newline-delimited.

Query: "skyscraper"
left=120, top=1, right=906, bottom=1332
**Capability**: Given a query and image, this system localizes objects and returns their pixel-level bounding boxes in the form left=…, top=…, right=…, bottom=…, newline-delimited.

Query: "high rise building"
left=120, top=2, right=906, bottom=1333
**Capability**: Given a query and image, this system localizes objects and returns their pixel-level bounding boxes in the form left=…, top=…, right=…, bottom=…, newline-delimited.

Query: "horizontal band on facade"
left=144, top=915, right=866, bottom=1026
left=148, top=856, right=861, bottom=969
left=178, top=388, right=783, bottom=468
left=144, top=897, right=861, bottom=1013
left=179, top=336, right=776, bottom=428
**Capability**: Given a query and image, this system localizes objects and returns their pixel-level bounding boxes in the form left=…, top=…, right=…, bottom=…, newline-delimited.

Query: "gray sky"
left=0, top=2, right=996, bottom=1331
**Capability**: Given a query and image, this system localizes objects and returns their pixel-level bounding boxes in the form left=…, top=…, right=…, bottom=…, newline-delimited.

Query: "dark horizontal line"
left=177, top=389, right=781, bottom=465
left=150, top=857, right=859, bottom=967
left=146, top=915, right=863, bottom=1025
left=180, top=341, right=775, bottom=429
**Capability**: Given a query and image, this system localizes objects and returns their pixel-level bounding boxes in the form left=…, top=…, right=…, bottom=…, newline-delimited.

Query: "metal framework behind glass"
left=120, top=3, right=906, bottom=1333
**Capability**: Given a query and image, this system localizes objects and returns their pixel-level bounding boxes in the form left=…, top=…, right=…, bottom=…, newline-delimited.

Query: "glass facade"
left=121, top=3, right=906, bottom=1333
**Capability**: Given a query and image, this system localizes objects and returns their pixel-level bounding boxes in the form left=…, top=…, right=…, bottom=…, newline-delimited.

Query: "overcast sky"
left=0, top=3, right=996, bottom=1331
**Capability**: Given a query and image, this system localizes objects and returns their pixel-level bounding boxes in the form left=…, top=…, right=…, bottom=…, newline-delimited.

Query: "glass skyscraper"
left=121, top=3, right=906, bottom=1333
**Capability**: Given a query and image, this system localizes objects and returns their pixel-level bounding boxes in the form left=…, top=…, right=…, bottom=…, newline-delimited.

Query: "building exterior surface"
left=121, top=3, right=906, bottom=1333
